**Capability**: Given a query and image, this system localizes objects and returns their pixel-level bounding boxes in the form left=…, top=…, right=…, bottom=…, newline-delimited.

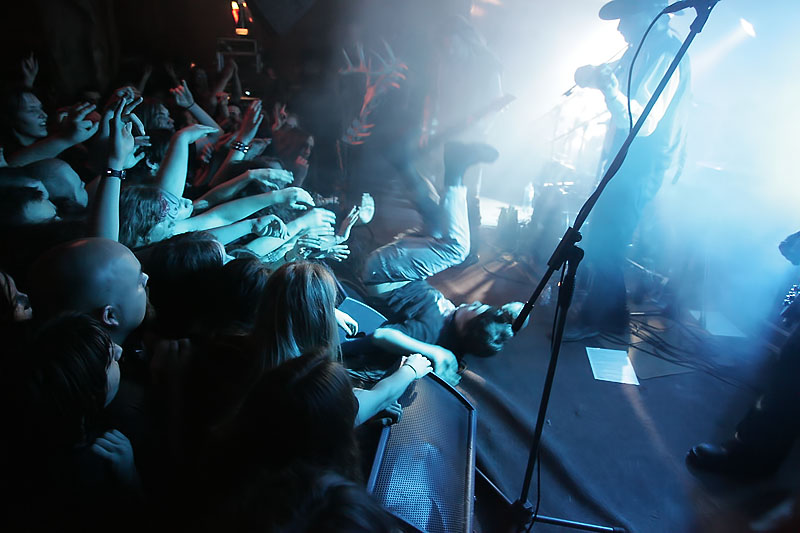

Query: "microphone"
left=663, top=0, right=720, bottom=14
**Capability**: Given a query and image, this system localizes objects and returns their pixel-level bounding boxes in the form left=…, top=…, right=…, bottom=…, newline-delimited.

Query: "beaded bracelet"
left=231, top=140, right=250, bottom=154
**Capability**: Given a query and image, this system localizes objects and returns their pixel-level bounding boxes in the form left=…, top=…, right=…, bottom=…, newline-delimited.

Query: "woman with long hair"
left=254, top=261, right=432, bottom=426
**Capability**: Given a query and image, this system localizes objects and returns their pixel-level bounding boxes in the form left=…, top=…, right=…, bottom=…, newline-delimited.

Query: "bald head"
left=30, top=238, right=149, bottom=342
left=25, top=159, right=88, bottom=208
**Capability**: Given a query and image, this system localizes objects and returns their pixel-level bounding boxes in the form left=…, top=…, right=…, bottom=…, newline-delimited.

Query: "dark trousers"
left=579, top=147, right=666, bottom=326
left=734, top=327, right=800, bottom=462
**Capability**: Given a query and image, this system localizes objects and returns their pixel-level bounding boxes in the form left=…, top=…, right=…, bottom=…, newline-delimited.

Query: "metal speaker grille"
left=370, top=375, right=475, bottom=533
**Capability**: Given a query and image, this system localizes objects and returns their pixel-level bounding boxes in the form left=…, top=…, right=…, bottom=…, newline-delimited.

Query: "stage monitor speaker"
left=367, top=373, right=476, bottom=533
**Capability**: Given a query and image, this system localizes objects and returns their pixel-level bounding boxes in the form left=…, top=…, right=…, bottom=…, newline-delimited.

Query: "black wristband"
left=105, top=168, right=126, bottom=180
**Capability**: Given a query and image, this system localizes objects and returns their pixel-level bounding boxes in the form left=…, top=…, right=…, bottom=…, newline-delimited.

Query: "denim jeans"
left=362, top=186, right=470, bottom=285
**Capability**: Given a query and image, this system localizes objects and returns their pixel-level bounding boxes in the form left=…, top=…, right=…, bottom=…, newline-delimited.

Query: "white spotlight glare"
left=740, top=18, right=756, bottom=38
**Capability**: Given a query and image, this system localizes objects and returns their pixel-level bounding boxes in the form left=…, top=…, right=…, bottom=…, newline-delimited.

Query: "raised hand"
left=22, top=53, right=39, bottom=87
left=134, top=135, right=151, bottom=148
left=122, top=96, right=145, bottom=135
left=247, top=168, right=292, bottom=190
left=176, top=124, right=219, bottom=144
left=595, top=64, right=619, bottom=95
left=91, top=430, right=140, bottom=488
left=340, top=40, right=407, bottom=145
left=109, top=98, right=136, bottom=170
left=296, top=234, right=323, bottom=250
left=98, top=95, right=144, bottom=142
left=251, top=214, right=288, bottom=238
left=277, top=186, right=314, bottom=210
left=216, top=93, right=231, bottom=117
left=574, top=64, right=618, bottom=95
left=308, top=244, right=351, bottom=262
left=296, top=208, right=336, bottom=236
left=574, top=65, right=597, bottom=89
left=359, top=192, right=375, bottom=224
left=336, top=205, right=361, bottom=243
left=60, top=102, right=100, bottom=145
left=236, top=99, right=264, bottom=144
left=110, top=86, right=137, bottom=105
left=271, top=102, right=288, bottom=132
left=170, top=79, right=195, bottom=109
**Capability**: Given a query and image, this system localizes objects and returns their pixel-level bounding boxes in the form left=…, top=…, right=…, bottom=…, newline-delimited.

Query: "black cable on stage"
left=599, top=318, right=754, bottom=390
left=627, top=8, right=670, bottom=133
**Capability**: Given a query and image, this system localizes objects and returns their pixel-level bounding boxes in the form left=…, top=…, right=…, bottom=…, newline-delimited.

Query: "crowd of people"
left=0, top=27, right=526, bottom=529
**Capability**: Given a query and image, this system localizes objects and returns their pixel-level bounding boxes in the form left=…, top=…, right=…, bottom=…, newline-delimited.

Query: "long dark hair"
left=209, top=257, right=271, bottom=334
left=0, top=84, right=36, bottom=151
left=236, top=351, right=360, bottom=480
left=254, top=261, right=341, bottom=369
left=142, top=231, right=225, bottom=337
left=119, top=185, right=170, bottom=248
left=16, top=313, right=113, bottom=450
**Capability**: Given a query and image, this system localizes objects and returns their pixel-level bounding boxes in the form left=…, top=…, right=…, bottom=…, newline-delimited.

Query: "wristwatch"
left=105, top=168, right=127, bottom=180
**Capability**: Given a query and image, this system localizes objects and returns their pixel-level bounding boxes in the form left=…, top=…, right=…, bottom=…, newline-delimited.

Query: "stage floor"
left=349, top=187, right=800, bottom=533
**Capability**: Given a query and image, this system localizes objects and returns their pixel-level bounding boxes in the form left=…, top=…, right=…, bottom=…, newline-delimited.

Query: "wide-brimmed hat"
left=599, top=0, right=668, bottom=20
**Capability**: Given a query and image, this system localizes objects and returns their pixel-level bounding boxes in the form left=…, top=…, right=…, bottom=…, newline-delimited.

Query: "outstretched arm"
left=206, top=99, right=264, bottom=188
left=89, top=99, right=135, bottom=240
left=171, top=79, right=223, bottom=135
left=204, top=214, right=287, bottom=245
left=209, top=58, right=237, bottom=107
left=372, top=327, right=461, bottom=386
left=6, top=102, right=99, bottom=167
left=21, top=53, right=39, bottom=88
left=156, top=124, right=219, bottom=198
left=192, top=168, right=289, bottom=212
left=353, top=353, right=431, bottom=426
left=174, top=187, right=311, bottom=234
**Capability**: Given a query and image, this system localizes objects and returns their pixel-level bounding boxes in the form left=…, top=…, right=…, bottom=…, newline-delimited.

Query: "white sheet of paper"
left=585, top=347, right=640, bottom=385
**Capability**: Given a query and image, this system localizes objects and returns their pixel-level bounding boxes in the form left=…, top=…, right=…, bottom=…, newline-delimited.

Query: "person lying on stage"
left=341, top=141, right=528, bottom=387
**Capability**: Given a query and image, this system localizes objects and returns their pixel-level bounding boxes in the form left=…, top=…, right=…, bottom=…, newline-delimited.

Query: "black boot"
left=686, top=440, right=782, bottom=479
left=443, top=142, right=499, bottom=187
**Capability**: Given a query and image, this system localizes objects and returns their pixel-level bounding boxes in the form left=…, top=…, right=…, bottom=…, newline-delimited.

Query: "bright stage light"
left=739, top=18, right=756, bottom=38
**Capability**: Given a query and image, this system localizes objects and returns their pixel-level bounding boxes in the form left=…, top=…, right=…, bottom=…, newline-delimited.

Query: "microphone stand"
left=505, top=3, right=719, bottom=531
